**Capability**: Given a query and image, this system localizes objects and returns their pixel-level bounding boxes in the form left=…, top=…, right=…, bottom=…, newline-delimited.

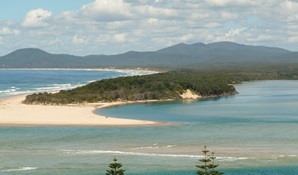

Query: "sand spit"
left=0, top=94, right=160, bottom=126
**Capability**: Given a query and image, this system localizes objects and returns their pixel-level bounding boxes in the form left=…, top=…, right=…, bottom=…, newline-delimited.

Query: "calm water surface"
left=0, top=71, right=297, bottom=175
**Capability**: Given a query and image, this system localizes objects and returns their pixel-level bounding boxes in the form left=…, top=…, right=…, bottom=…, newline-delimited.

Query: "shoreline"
left=0, top=94, right=164, bottom=127
left=0, top=67, right=161, bottom=74
left=0, top=90, right=236, bottom=127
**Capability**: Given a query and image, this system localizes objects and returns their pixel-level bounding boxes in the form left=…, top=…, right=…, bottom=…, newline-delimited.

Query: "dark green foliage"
left=196, top=146, right=223, bottom=175
left=23, top=67, right=298, bottom=105
left=106, top=158, right=125, bottom=175
left=23, top=70, right=237, bottom=104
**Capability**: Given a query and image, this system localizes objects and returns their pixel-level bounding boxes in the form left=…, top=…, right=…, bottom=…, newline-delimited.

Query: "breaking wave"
left=0, top=69, right=153, bottom=98
left=132, top=144, right=176, bottom=150
left=1, top=167, right=38, bottom=172
left=61, top=149, right=248, bottom=161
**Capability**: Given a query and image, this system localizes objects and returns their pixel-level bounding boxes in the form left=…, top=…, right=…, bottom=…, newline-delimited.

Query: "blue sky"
left=0, top=0, right=298, bottom=56
left=1, top=0, right=93, bottom=21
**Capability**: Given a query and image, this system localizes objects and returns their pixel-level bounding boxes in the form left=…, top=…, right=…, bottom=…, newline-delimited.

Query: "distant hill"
left=0, top=42, right=296, bottom=69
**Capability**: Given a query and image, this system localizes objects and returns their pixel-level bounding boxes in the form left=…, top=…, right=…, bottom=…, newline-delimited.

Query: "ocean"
left=0, top=70, right=298, bottom=174
left=0, top=69, right=151, bottom=99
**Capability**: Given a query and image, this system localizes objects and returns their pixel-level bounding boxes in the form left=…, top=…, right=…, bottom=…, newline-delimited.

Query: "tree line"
left=23, top=70, right=237, bottom=104
left=23, top=68, right=298, bottom=105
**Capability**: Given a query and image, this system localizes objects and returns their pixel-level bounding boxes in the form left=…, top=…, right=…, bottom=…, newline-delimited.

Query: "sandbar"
left=0, top=94, right=160, bottom=126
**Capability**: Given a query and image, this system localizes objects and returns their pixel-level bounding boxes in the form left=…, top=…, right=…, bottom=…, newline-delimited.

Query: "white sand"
left=180, top=89, right=201, bottom=99
left=0, top=95, right=159, bottom=126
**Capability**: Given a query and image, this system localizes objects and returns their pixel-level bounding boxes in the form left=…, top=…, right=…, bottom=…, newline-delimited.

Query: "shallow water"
left=1, top=70, right=298, bottom=174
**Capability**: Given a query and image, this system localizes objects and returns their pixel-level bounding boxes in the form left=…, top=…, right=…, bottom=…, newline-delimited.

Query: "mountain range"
left=0, top=41, right=297, bottom=69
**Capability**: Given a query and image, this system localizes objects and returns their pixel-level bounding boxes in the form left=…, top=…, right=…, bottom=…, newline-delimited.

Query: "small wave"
left=63, top=149, right=201, bottom=158
left=0, top=70, right=151, bottom=95
left=83, top=68, right=153, bottom=77
left=277, top=154, right=297, bottom=158
left=10, top=86, right=19, bottom=89
left=2, top=83, right=82, bottom=96
left=0, top=89, right=16, bottom=94
left=0, top=89, right=41, bottom=98
left=218, top=156, right=249, bottom=161
left=132, top=145, right=177, bottom=150
left=112, top=69, right=154, bottom=76
left=61, top=149, right=248, bottom=161
left=1, top=167, right=37, bottom=172
left=35, top=83, right=72, bottom=91
left=33, top=83, right=86, bottom=93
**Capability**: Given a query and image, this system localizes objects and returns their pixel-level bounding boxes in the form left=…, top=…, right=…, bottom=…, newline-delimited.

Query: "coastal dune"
left=0, top=95, right=158, bottom=126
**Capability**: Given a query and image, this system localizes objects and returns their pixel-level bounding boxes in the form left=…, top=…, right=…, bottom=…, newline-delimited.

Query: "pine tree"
left=196, top=146, right=224, bottom=175
left=106, top=158, right=125, bottom=175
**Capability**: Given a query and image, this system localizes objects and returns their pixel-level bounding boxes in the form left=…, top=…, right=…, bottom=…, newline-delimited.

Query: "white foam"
left=0, top=69, right=153, bottom=98
left=112, top=69, right=154, bottom=76
left=63, top=149, right=202, bottom=158
left=217, top=156, right=249, bottom=161
left=1, top=167, right=37, bottom=172
left=277, top=154, right=297, bottom=158
left=62, top=149, right=248, bottom=161
left=132, top=145, right=177, bottom=150
left=35, top=83, right=73, bottom=90
left=0, top=88, right=16, bottom=94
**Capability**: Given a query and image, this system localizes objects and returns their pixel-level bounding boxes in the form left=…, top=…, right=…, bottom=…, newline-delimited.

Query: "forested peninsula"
left=24, top=68, right=298, bottom=105
left=24, top=70, right=237, bottom=104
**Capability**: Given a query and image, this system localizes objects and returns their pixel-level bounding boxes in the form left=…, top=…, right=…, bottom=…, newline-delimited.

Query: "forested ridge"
left=1, top=42, right=297, bottom=69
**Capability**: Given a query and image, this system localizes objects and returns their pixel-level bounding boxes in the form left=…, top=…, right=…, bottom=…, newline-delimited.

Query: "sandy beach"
left=0, top=94, right=159, bottom=126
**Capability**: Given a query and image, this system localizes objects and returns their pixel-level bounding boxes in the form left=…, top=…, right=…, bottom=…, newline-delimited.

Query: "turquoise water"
left=0, top=70, right=298, bottom=174
left=0, top=69, right=150, bottom=98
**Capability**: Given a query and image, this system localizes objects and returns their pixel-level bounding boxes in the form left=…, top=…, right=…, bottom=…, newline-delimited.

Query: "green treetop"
left=196, top=146, right=224, bottom=175
left=106, top=158, right=125, bottom=175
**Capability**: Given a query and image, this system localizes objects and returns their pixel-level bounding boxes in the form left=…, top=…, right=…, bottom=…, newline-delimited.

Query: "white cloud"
left=72, top=35, right=88, bottom=45
left=247, top=35, right=273, bottom=42
left=133, top=5, right=177, bottom=18
left=1, top=0, right=298, bottom=56
left=207, top=0, right=257, bottom=7
left=46, top=38, right=60, bottom=46
left=113, top=33, right=127, bottom=42
left=74, top=0, right=178, bottom=22
left=96, top=34, right=110, bottom=43
left=105, top=21, right=133, bottom=30
left=226, top=29, right=242, bottom=37
left=22, top=8, right=52, bottom=28
left=147, top=18, right=159, bottom=25
left=221, top=12, right=238, bottom=19
left=281, top=0, right=298, bottom=12
left=288, top=36, right=298, bottom=43
left=205, top=22, right=222, bottom=28
left=216, top=28, right=245, bottom=41
left=180, top=34, right=193, bottom=42
left=79, top=0, right=132, bottom=21
left=0, top=27, right=20, bottom=35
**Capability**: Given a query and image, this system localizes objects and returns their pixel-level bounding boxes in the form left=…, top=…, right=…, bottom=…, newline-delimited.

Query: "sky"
left=0, top=0, right=298, bottom=56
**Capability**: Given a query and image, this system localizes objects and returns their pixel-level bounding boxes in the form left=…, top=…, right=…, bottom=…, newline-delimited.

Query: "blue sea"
left=0, top=69, right=298, bottom=175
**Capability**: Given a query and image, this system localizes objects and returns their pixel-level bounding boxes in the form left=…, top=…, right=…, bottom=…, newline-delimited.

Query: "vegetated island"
left=24, top=70, right=237, bottom=105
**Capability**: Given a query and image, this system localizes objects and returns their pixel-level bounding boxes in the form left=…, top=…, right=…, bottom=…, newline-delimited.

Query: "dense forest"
left=24, top=70, right=236, bottom=104
left=23, top=67, right=298, bottom=105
